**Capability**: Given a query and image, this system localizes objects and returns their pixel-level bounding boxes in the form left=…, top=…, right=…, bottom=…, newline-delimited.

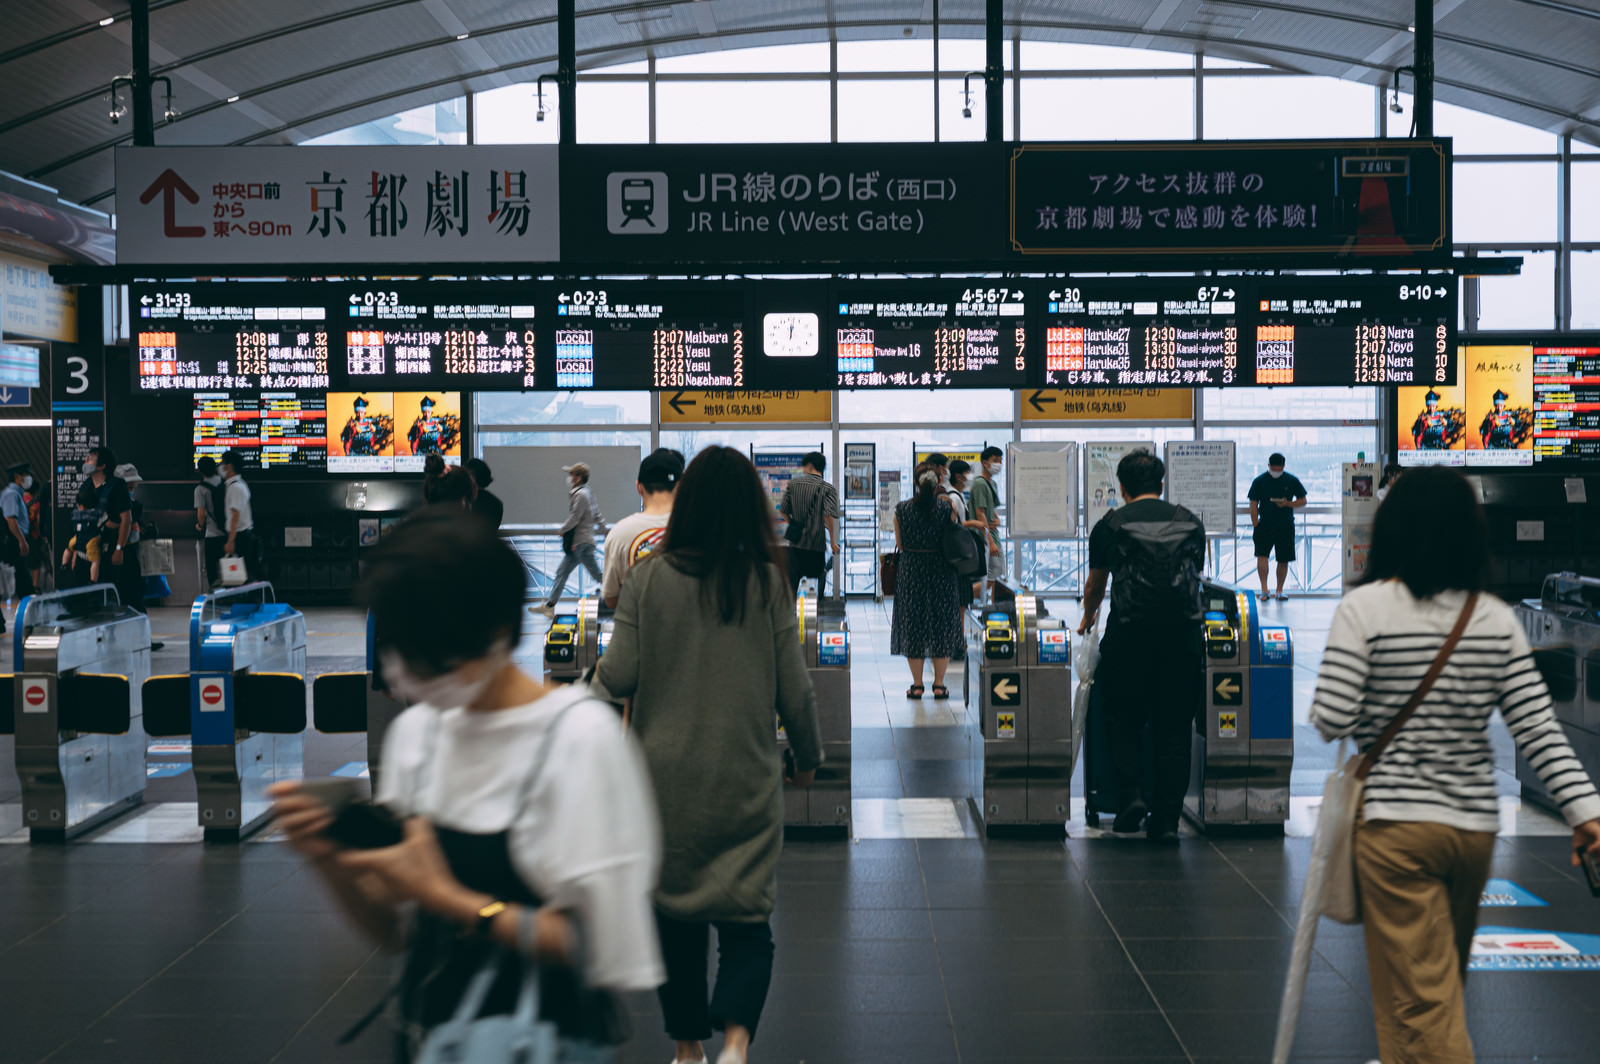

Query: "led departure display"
left=832, top=285, right=1027, bottom=389
left=1533, top=346, right=1600, bottom=462
left=1252, top=278, right=1455, bottom=387
left=337, top=283, right=537, bottom=391
left=193, top=391, right=329, bottom=472
left=1039, top=280, right=1241, bottom=387
left=551, top=284, right=746, bottom=390
left=133, top=284, right=330, bottom=391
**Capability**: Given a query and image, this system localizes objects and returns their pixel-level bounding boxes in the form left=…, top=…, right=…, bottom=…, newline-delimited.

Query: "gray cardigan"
left=595, top=555, right=823, bottom=922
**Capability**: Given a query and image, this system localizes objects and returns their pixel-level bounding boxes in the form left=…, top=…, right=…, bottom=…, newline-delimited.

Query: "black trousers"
left=656, top=911, right=774, bottom=1043
left=787, top=546, right=826, bottom=597
left=1097, top=624, right=1202, bottom=828
left=202, top=536, right=225, bottom=586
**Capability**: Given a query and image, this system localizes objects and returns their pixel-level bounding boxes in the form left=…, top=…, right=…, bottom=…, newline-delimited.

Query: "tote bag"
left=1316, top=592, right=1478, bottom=925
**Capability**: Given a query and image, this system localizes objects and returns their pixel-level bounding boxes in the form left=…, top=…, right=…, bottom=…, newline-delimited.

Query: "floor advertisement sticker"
left=1471, top=927, right=1600, bottom=971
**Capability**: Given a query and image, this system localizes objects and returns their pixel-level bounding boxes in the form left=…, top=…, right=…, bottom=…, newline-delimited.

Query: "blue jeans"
left=545, top=542, right=601, bottom=605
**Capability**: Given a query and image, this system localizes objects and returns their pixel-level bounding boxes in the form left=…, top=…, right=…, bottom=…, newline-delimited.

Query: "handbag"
left=941, top=520, right=982, bottom=578
left=1316, top=592, right=1478, bottom=924
left=880, top=552, right=898, bottom=597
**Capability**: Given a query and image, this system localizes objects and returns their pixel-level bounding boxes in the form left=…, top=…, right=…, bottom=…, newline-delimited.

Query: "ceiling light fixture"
left=98, top=16, right=115, bottom=27
left=457, top=32, right=469, bottom=40
left=227, top=95, right=240, bottom=103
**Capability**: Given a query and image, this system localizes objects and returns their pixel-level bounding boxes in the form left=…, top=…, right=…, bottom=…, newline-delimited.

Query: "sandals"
left=906, top=684, right=925, bottom=700
left=932, top=684, right=950, bottom=700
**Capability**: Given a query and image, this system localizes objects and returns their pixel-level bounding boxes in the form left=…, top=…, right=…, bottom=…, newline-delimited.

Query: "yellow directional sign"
left=659, top=390, right=832, bottom=424
left=1021, top=388, right=1194, bottom=422
left=991, top=673, right=1021, bottom=705
left=1213, top=672, right=1243, bottom=705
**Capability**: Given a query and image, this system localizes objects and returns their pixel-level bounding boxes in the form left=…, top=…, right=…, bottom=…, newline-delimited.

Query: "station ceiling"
left=2, top=0, right=1596, bottom=213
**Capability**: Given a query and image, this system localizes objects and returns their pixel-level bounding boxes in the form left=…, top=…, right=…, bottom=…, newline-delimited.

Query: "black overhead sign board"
left=1010, top=140, right=1450, bottom=261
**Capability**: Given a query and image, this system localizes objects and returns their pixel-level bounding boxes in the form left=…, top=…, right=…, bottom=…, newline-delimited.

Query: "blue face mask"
left=82, top=460, right=96, bottom=475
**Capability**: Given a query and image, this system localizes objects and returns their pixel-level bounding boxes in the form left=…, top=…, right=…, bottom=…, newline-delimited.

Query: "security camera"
left=536, top=108, right=546, bottom=122
left=962, top=105, right=972, bottom=119
left=1390, top=99, right=1404, bottom=114
left=109, top=110, right=120, bottom=124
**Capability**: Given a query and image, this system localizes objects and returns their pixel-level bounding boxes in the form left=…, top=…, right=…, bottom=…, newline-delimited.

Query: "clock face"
left=763, top=312, right=819, bottom=358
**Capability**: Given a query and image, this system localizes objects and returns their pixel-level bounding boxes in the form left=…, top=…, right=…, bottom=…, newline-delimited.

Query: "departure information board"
left=1533, top=346, right=1600, bottom=461
left=1252, top=278, right=1455, bottom=386
left=1039, top=280, right=1241, bottom=387
left=551, top=284, right=746, bottom=390
left=832, top=284, right=1027, bottom=389
left=337, top=283, right=537, bottom=391
left=193, top=391, right=329, bottom=472
left=133, top=284, right=331, bottom=391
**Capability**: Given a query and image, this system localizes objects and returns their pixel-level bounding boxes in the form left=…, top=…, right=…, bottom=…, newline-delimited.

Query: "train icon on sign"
left=606, top=172, right=668, bottom=234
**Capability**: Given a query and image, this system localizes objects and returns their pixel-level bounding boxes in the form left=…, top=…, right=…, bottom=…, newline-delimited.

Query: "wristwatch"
left=475, top=899, right=508, bottom=937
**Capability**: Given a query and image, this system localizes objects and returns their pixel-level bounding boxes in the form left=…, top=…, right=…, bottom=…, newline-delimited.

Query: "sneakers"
left=1146, top=820, right=1180, bottom=844
left=715, top=1050, right=746, bottom=1064
left=531, top=603, right=554, bottom=617
left=1111, top=799, right=1148, bottom=833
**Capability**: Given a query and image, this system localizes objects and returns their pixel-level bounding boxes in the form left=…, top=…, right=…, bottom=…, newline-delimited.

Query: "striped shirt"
left=779, top=472, right=838, bottom=554
left=1311, top=581, right=1600, bottom=833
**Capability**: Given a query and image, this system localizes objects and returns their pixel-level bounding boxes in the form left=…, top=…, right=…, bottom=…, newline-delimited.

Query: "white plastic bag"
left=1070, top=626, right=1100, bottom=767
left=219, top=555, right=248, bottom=587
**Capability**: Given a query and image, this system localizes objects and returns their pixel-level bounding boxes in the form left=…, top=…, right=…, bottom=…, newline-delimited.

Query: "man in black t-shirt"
left=1079, top=450, right=1206, bottom=842
left=1247, top=452, right=1308, bottom=602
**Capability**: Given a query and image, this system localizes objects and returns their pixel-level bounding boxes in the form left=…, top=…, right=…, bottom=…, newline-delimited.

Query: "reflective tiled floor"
left=0, top=598, right=1597, bottom=1062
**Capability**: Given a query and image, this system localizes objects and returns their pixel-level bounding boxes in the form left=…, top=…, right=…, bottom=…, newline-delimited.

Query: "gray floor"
left=0, top=597, right=1596, bottom=1062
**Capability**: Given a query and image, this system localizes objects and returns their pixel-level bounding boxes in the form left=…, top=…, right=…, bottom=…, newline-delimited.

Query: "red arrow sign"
left=138, top=168, right=205, bottom=238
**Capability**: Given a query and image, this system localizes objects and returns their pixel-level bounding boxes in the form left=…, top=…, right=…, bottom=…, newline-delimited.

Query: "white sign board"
left=21, top=679, right=48, bottom=714
left=1341, top=462, right=1380, bottom=589
left=1083, top=441, right=1152, bottom=530
left=1165, top=441, right=1236, bottom=536
left=1007, top=442, right=1078, bottom=539
left=115, top=146, right=560, bottom=265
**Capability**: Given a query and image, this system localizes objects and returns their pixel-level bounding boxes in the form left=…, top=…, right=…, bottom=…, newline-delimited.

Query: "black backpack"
left=941, top=499, right=984, bottom=578
left=206, top=479, right=227, bottom=533
left=1108, top=509, right=1204, bottom=625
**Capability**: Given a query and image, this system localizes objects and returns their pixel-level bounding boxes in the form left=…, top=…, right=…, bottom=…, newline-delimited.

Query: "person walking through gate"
left=602, top=448, right=683, bottom=609
left=778, top=451, right=838, bottom=599
left=970, top=446, right=1006, bottom=602
left=1078, top=450, right=1206, bottom=843
left=1248, top=452, right=1307, bottom=601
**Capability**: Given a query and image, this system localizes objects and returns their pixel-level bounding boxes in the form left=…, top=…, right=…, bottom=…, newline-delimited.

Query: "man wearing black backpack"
left=194, top=457, right=228, bottom=587
left=1078, top=450, right=1206, bottom=843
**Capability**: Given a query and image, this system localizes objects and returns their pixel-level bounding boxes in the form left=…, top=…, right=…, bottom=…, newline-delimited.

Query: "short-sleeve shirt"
left=969, top=475, right=1001, bottom=547
left=1, top=482, right=28, bottom=537
left=225, top=476, right=254, bottom=532
left=780, top=473, right=839, bottom=553
left=601, top=511, right=670, bottom=602
left=1248, top=472, right=1307, bottom=530
left=1087, top=498, right=1206, bottom=631
left=193, top=477, right=225, bottom=537
left=97, top=477, right=134, bottom=546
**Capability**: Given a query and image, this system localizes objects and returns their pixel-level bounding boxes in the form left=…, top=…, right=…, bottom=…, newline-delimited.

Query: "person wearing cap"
left=220, top=448, right=260, bottom=582
left=602, top=449, right=684, bottom=609
left=408, top=395, right=446, bottom=457
left=1, top=461, right=35, bottom=619
left=340, top=395, right=379, bottom=456
left=464, top=458, right=503, bottom=530
left=535, top=461, right=608, bottom=617
left=1480, top=388, right=1517, bottom=449
left=1413, top=388, right=1449, bottom=450
left=194, top=456, right=228, bottom=586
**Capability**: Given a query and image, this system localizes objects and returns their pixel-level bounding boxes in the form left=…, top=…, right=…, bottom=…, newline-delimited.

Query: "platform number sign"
left=21, top=679, right=49, bottom=713
left=199, top=679, right=225, bottom=712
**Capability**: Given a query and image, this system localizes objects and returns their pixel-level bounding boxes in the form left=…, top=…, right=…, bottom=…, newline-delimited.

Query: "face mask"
left=1268, top=469, right=1284, bottom=479
left=380, top=640, right=510, bottom=710
left=82, top=461, right=96, bottom=475
left=20, top=476, right=32, bottom=490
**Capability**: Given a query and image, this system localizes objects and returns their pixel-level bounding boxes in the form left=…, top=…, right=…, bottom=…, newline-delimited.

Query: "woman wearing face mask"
left=269, top=507, right=664, bottom=1060
left=0, top=462, right=36, bottom=623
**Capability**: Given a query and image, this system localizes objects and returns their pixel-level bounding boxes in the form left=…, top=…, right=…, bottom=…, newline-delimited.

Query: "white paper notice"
left=1165, top=441, right=1236, bottom=535
left=1566, top=478, right=1588, bottom=504
left=1516, top=521, right=1546, bottom=542
left=1008, top=443, right=1077, bottom=538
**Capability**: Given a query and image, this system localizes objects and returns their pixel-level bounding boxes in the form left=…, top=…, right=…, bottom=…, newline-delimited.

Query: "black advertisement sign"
left=52, top=340, right=104, bottom=525
left=560, top=144, right=1007, bottom=267
left=1010, top=140, right=1450, bottom=262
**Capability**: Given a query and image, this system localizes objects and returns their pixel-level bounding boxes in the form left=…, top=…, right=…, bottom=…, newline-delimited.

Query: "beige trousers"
left=1354, top=818, right=1497, bottom=1064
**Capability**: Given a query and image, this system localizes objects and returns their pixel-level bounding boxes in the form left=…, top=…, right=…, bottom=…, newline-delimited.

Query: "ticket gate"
left=142, top=583, right=307, bottom=841
left=312, top=612, right=407, bottom=790
left=781, top=594, right=851, bottom=835
left=965, top=593, right=1073, bottom=835
left=544, top=598, right=611, bottom=684
left=1184, top=580, right=1294, bottom=831
left=1512, top=573, right=1600, bottom=813
left=4, top=586, right=150, bottom=841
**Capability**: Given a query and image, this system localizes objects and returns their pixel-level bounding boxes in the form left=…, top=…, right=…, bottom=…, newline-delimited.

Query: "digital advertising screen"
left=832, top=283, right=1027, bottom=389
left=133, top=283, right=331, bottom=391
left=1038, top=279, right=1241, bottom=387
left=551, top=283, right=748, bottom=390
left=1252, top=276, right=1456, bottom=387
left=192, top=391, right=329, bottom=472
left=327, top=391, right=396, bottom=474
left=1533, top=344, right=1600, bottom=463
left=394, top=392, right=463, bottom=472
left=337, top=283, right=537, bottom=392
left=1396, top=381, right=1468, bottom=466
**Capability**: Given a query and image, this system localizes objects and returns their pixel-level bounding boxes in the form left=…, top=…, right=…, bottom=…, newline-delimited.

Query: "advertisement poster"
left=877, top=470, right=902, bottom=533
left=328, top=391, right=395, bottom=474
left=843, top=443, right=875, bottom=501
left=1397, top=381, right=1467, bottom=466
left=1342, top=462, right=1380, bottom=590
left=752, top=450, right=812, bottom=519
left=1083, top=441, right=1150, bottom=530
left=1462, top=346, right=1534, bottom=467
left=394, top=391, right=463, bottom=473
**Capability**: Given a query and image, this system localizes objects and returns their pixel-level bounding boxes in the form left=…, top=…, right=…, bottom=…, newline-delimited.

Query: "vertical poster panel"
left=843, top=443, right=875, bottom=501
left=751, top=449, right=817, bottom=520
left=52, top=340, right=103, bottom=541
left=1396, top=380, right=1467, bottom=466
left=877, top=469, right=901, bottom=533
left=1342, top=461, right=1380, bottom=590
left=1462, top=345, right=1534, bottom=467
left=1006, top=442, right=1078, bottom=539
left=1165, top=440, right=1237, bottom=536
left=1083, top=441, right=1151, bottom=530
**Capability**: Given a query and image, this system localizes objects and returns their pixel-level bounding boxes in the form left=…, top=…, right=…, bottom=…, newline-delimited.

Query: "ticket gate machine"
left=1184, top=580, right=1294, bottom=830
left=544, top=599, right=611, bottom=684
left=967, top=593, right=1073, bottom=834
left=1512, top=573, right=1600, bottom=813
left=5, top=586, right=150, bottom=841
left=142, top=584, right=307, bottom=841
left=781, top=595, right=851, bottom=835
left=312, top=612, right=407, bottom=790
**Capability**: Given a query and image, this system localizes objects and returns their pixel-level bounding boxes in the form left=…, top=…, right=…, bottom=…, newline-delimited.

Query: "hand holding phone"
left=291, top=777, right=406, bottom=851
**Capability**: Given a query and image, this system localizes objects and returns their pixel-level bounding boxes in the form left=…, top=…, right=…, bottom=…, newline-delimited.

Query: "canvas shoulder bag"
left=1317, top=592, right=1478, bottom=924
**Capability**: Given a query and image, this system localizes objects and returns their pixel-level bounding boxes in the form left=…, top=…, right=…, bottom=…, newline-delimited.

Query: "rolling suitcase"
left=1079, top=674, right=1157, bottom=828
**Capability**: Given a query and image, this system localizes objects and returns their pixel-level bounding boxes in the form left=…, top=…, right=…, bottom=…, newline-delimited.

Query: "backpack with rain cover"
left=1107, top=506, right=1205, bottom=627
